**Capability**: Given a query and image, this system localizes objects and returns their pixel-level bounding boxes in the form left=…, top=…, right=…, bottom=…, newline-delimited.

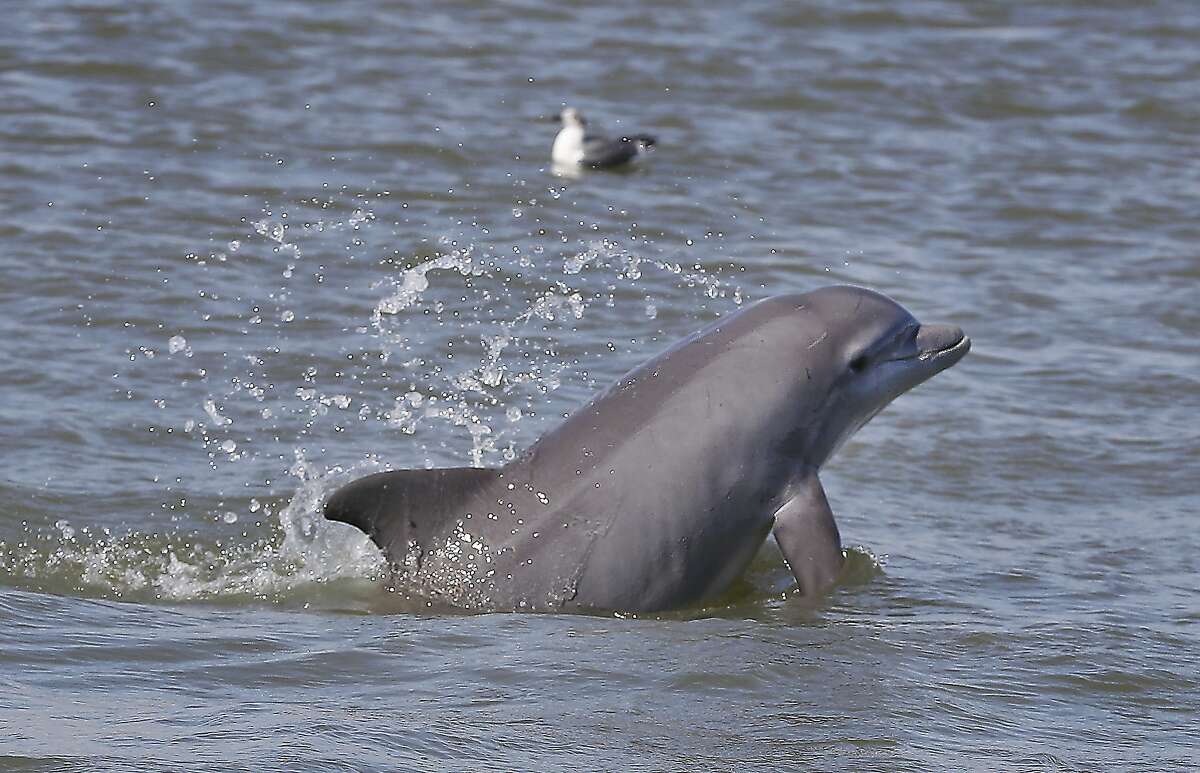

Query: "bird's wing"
left=581, top=134, right=639, bottom=167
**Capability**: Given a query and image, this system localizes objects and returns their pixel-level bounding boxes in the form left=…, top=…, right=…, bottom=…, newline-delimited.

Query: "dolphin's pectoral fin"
left=771, top=474, right=844, bottom=598
left=323, top=467, right=500, bottom=565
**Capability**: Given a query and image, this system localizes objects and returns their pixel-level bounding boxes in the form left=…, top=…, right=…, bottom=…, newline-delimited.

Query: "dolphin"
left=324, top=286, right=970, bottom=613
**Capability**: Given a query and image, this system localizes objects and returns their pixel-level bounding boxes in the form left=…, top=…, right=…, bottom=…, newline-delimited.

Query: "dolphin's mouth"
left=884, top=330, right=970, bottom=364
left=918, top=332, right=970, bottom=362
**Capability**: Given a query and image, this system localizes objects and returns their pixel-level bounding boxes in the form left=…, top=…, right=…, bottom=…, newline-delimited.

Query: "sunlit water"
left=1, top=1, right=1197, bottom=770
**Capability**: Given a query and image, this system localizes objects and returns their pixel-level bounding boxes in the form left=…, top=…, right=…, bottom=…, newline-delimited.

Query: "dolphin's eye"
left=848, top=354, right=868, bottom=374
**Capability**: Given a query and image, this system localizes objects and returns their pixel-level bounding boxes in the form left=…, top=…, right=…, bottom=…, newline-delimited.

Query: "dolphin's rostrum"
left=325, top=286, right=970, bottom=613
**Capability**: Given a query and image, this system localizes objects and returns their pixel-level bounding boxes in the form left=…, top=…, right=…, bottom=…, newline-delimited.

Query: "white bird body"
left=551, top=120, right=588, bottom=165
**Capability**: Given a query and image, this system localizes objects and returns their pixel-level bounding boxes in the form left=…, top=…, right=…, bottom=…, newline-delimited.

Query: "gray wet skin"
left=325, top=286, right=970, bottom=613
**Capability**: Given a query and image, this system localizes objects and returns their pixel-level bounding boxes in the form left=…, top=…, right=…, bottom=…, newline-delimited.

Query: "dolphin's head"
left=784, top=285, right=970, bottom=463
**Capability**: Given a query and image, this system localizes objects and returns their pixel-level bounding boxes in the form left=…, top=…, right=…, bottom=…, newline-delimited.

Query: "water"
left=1, top=0, right=1197, bottom=769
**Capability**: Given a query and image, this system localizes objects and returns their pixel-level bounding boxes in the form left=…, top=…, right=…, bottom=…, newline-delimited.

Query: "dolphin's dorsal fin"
left=771, top=474, right=845, bottom=597
left=323, top=467, right=500, bottom=564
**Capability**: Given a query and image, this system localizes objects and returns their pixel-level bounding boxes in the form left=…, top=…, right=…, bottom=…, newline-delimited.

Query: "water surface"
left=1, top=1, right=1198, bottom=770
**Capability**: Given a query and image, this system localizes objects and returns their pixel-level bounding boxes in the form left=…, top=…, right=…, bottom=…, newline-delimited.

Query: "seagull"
left=551, top=107, right=657, bottom=169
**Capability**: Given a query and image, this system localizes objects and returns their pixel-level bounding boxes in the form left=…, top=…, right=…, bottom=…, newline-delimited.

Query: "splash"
left=365, top=237, right=743, bottom=467
left=0, top=458, right=386, bottom=608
